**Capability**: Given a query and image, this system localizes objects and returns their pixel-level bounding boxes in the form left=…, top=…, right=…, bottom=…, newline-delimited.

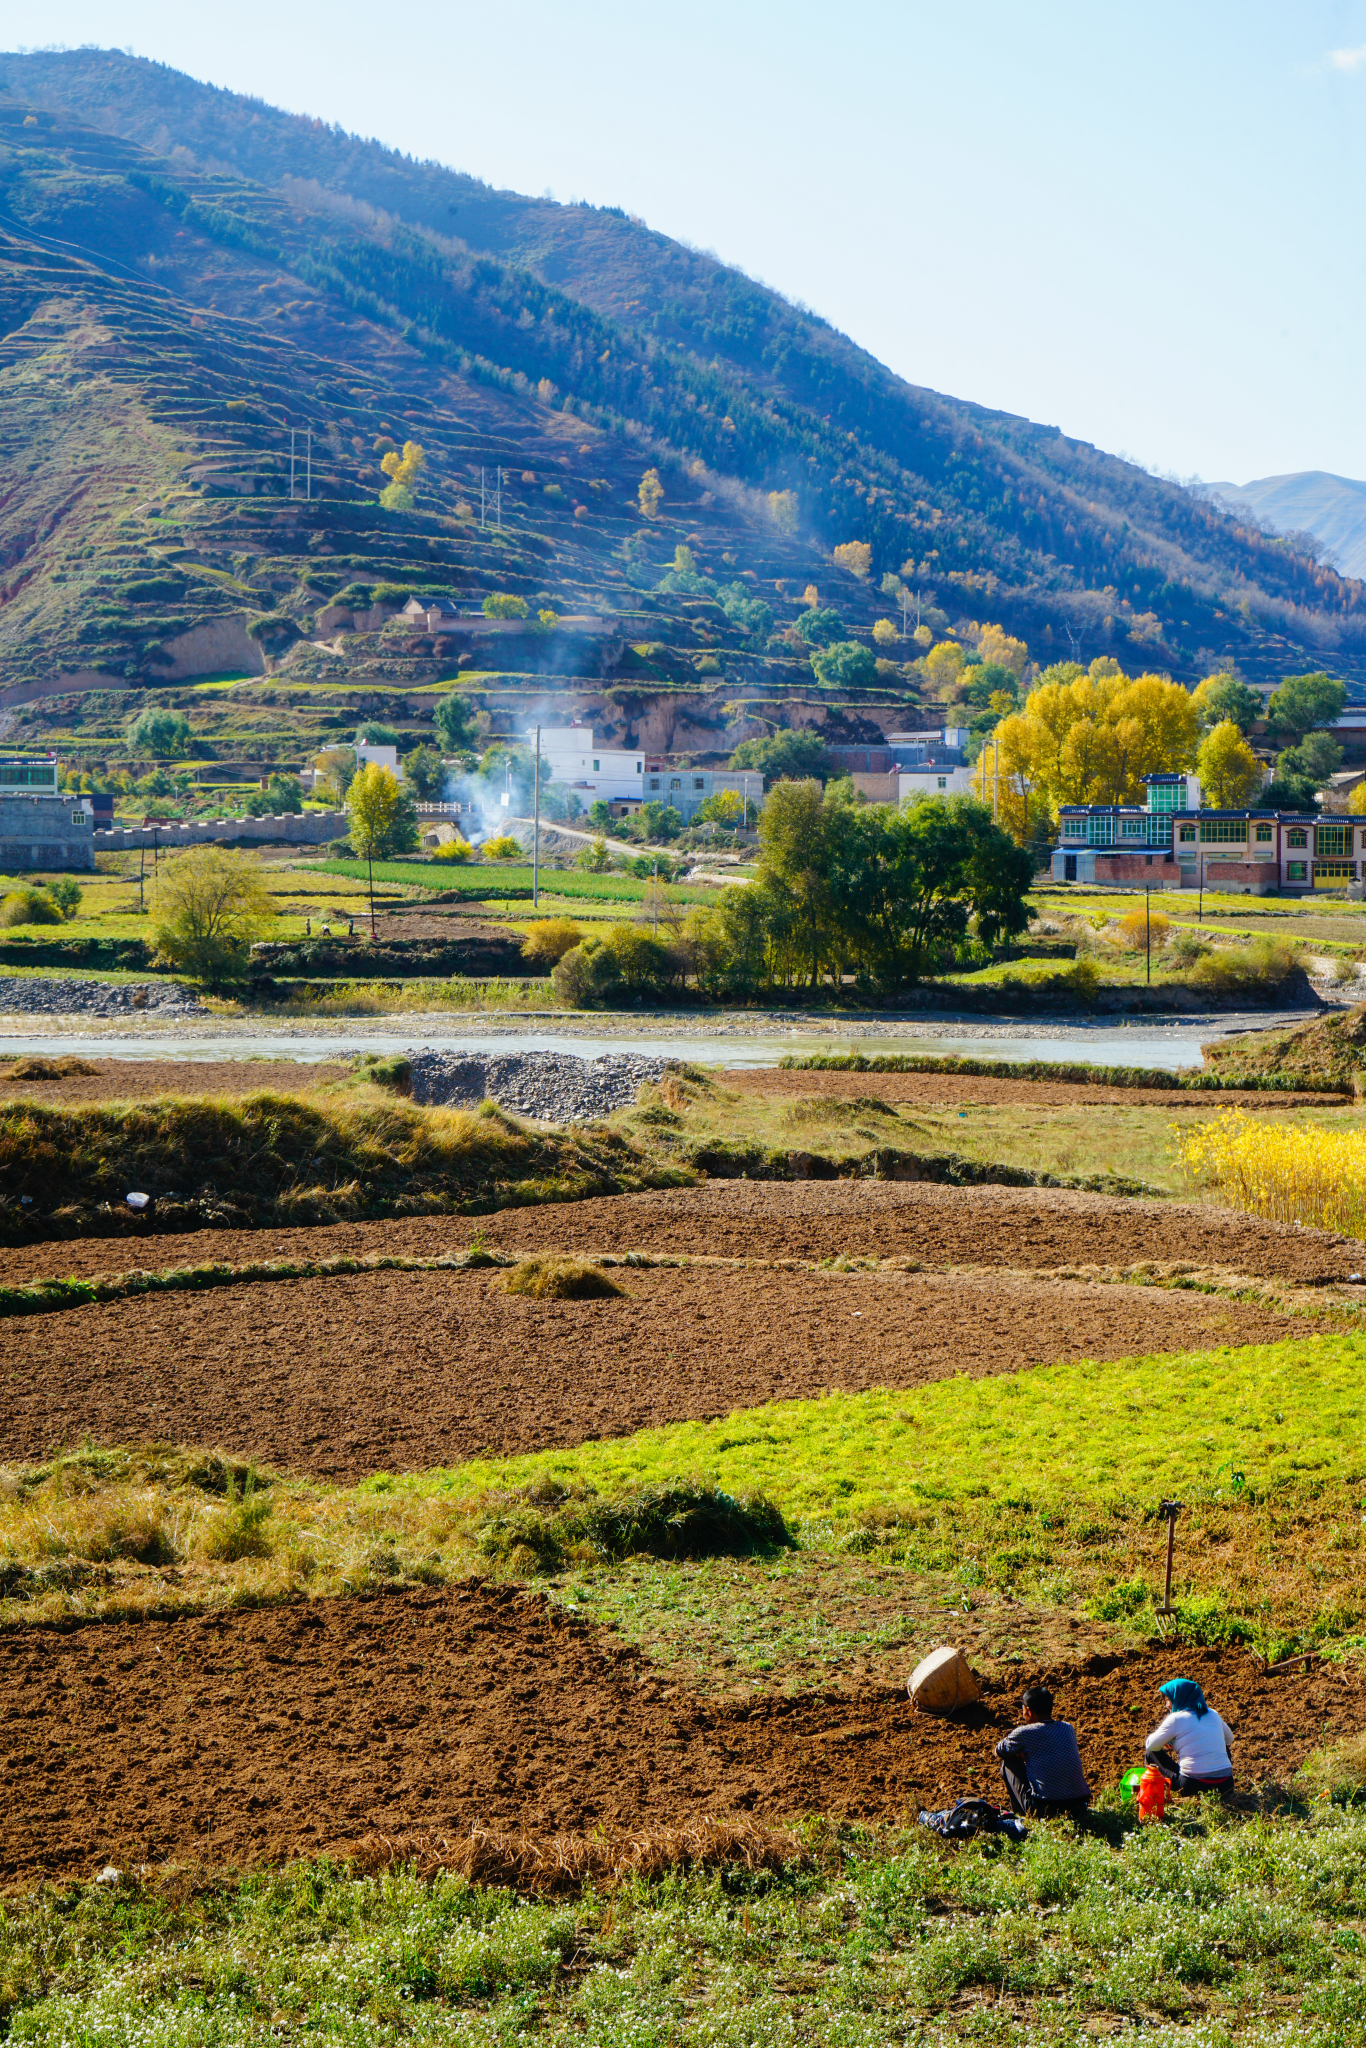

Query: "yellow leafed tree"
left=832, top=541, right=872, bottom=580
left=976, top=623, right=1029, bottom=675
left=923, top=641, right=966, bottom=700
left=637, top=469, right=664, bottom=519
left=379, top=440, right=425, bottom=510
left=872, top=618, right=898, bottom=647
left=992, top=661, right=1199, bottom=822
left=1197, top=719, right=1264, bottom=808
left=766, top=490, right=799, bottom=532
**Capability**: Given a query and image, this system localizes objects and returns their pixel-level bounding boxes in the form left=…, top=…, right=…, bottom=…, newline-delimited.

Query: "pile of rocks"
left=407, top=1049, right=669, bottom=1122
left=0, top=977, right=206, bottom=1017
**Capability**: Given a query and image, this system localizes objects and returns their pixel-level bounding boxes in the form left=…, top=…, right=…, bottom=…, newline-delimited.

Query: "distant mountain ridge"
left=0, top=48, right=1365, bottom=692
left=1207, top=472, right=1366, bottom=583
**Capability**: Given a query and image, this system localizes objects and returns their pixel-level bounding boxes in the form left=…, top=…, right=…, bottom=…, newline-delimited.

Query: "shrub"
left=1, top=888, right=63, bottom=927
left=497, top=1256, right=624, bottom=1300
left=475, top=1477, right=791, bottom=1573
left=482, top=833, right=522, bottom=860
left=47, top=875, right=82, bottom=919
left=1116, top=907, right=1171, bottom=949
left=521, top=918, right=583, bottom=967
left=1190, top=936, right=1298, bottom=995
left=126, top=706, right=192, bottom=759
left=552, top=924, right=678, bottom=1008
left=430, top=836, right=472, bottom=862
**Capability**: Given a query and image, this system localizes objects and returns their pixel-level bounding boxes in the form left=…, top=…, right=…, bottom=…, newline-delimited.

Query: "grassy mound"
left=0, top=1091, right=690, bottom=1243
left=3, top=1055, right=101, bottom=1080
left=475, top=1479, right=792, bottom=1574
left=1203, top=1002, right=1366, bottom=1091
left=497, top=1256, right=625, bottom=1301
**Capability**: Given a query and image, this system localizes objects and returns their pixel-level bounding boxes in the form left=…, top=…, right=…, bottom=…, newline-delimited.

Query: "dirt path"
left=0, top=1181, right=1358, bottom=1289
left=0, top=1264, right=1313, bottom=1482
left=0, top=1583, right=1356, bottom=1885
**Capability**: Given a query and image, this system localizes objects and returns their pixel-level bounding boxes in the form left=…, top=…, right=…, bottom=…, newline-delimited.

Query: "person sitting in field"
left=994, top=1686, right=1091, bottom=1818
left=1145, top=1678, right=1234, bottom=1796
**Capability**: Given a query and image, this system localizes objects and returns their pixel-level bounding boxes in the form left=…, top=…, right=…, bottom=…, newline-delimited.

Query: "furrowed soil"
left=0, top=1059, right=350, bottom=1105
left=726, top=1068, right=1347, bottom=1110
left=0, top=1263, right=1311, bottom=1482
left=1, top=1582, right=1360, bottom=1886
left=1, top=1182, right=1357, bottom=1289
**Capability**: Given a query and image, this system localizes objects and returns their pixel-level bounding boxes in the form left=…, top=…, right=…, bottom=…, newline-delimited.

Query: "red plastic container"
left=1136, top=1766, right=1169, bottom=1821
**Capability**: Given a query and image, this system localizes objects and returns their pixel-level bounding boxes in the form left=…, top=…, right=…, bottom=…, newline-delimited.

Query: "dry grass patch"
left=496, top=1255, right=625, bottom=1301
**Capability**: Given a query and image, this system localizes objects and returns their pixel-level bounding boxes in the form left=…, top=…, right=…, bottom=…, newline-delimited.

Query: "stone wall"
left=94, top=810, right=349, bottom=852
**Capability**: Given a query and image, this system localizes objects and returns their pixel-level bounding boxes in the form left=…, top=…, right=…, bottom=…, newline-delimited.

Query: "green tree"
left=355, top=721, right=401, bottom=748
left=379, top=440, right=425, bottom=511
left=151, top=847, right=274, bottom=987
left=811, top=640, right=876, bottom=690
left=795, top=607, right=845, bottom=648
left=756, top=779, right=840, bottom=988
left=829, top=796, right=1032, bottom=989
left=347, top=763, right=418, bottom=935
left=729, top=728, right=831, bottom=782
left=1275, top=728, right=1343, bottom=794
left=640, top=799, right=682, bottom=839
left=1267, top=671, right=1346, bottom=746
left=403, top=744, right=445, bottom=802
left=1192, top=673, right=1261, bottom=735
left=483, top=593, right=530, bottom=619
left=433, top=693, right=477, bottom=753
left=315, top=746, right=357, bottom=804
left=245, top=775, right=303, bottom=817
left=695, top=790, right=743, bottom=826
left=638, top=468, right=664, bottom=519
left=126, top=707, right=192, bottom=759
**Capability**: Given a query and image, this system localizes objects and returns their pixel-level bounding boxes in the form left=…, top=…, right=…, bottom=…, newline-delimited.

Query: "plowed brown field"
left=724, top=1067, right=1345, bottom=1110
left=0, top=1583, right=1358, bottom=1885
left=0, top=1058, right=348, bottom=1105
left=0, top=1262, right=1311, bottom=1482
left=0, top=1181, right=1357, bottom=1289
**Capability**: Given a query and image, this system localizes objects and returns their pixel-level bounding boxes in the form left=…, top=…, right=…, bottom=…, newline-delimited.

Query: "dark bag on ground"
left=919, top=1798, right=1027, bottom=1843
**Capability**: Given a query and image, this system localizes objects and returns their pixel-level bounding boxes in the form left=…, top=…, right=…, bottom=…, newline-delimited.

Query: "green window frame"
left=1286, top=861, right=1307, bottom=880
left=1316, top=825, right=1352, bottom=858
left=1286, top=828, right=1308, bottom=848
left=1198, top=820, right=1247, bottom=843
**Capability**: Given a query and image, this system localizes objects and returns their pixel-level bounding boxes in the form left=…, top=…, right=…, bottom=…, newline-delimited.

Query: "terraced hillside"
left=1, top=51, right=1366, bottom=704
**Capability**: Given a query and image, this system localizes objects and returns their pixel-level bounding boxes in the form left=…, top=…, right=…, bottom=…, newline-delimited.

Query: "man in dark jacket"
left=995, top=1687, right=1091, bottom=1818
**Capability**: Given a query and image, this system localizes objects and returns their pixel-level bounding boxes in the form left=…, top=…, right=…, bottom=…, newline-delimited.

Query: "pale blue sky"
left=5, top=1, right=1366, bottom=484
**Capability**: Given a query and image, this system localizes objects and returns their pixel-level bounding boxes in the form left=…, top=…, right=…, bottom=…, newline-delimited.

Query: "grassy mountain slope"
left=1, top=48, right=1365, bottom=698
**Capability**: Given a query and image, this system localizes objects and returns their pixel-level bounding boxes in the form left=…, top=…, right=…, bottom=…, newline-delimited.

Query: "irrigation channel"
left=0, top=1009, right=1314, bottom=1070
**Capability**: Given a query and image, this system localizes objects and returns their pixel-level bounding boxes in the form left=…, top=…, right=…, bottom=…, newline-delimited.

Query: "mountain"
left=1206, top=472, right=1366, bottom=584
left=2, top=47, right=1366, bottom=703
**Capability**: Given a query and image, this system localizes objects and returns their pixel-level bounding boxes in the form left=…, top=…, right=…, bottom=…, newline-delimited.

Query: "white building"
left=354, top=742, right=402, bottom=782
left=531, top=724, right=643, bottom=801
left=897, top=764, right=977, bottom=800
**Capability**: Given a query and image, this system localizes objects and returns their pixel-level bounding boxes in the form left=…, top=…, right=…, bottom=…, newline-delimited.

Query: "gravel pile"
left=0, top=978, right=206, bottom=1017
left=408, top=1049, right=669, bottom=1122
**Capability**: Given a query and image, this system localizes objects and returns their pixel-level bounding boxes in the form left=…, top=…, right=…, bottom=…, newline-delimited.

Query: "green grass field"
left=319, top=858, right=717, bottom=905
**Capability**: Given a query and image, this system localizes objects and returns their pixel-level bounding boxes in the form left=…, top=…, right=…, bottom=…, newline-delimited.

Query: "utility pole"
left=289, top=428, right=296, bottom=500
left=495, top=466, right=502, bottom=532
left=306, top=428, right=312, bottom=503
left=993, top=734, right=1000, bottom=826
left=1198, top=852, right=1205, bottom=922
left=653, top=858, right=659, bottom=936
left=532, top=723, right=541, bottom=908
left=1145, top=884, right=1152, bottom=985
left=480, top=467, right=486, bottom=529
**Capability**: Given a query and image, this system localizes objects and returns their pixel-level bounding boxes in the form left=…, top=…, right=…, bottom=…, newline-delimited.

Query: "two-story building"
left=0, top=757, right=94, bottom=871
left=528, top=725, right=757, bottom=823
left=1050, top=773, right=1345, bottom=894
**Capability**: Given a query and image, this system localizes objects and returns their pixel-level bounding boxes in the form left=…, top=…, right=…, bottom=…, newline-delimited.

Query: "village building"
left=1050, top=773, right=1338, bottom=894
left=0, top=756, right=94, bottom=870
left=527, top=724, right=757, bottom=823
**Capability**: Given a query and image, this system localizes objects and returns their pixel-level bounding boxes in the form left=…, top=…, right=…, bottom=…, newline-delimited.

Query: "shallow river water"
left=0, top=1008, right=1311, bottom=1072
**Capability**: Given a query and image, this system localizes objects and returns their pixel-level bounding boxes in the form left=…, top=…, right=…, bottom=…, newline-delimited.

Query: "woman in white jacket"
left=1145, top=1678, right=1235, bottom=1796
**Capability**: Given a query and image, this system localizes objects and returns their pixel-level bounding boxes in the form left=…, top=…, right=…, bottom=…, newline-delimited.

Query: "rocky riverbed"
left=406, top=1049, right=668, bottom=1121
left=0, top=978, right=205, bottom=1018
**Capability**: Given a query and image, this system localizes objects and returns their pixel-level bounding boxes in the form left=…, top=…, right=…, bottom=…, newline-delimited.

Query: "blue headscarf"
left=1160, top=1678, right=1209, bottom=1718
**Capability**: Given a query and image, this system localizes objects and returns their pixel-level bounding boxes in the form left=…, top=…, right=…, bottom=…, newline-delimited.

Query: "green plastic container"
left=1120, top=1767, right=1145, bottom=1801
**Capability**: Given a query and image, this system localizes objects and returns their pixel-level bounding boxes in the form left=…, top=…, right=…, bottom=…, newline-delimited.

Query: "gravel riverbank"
left=406, top=1049, right=668, bottom=1121
left=0, top=978, right=205, bottom=1018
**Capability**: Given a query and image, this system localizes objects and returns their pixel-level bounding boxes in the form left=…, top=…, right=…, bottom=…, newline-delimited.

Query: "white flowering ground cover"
left=4, top=1806, right=1365, bottom=2047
